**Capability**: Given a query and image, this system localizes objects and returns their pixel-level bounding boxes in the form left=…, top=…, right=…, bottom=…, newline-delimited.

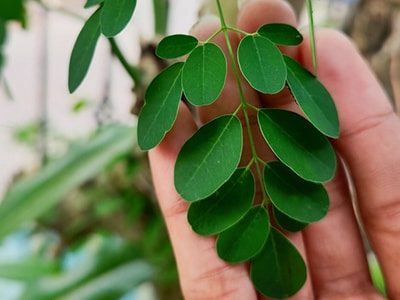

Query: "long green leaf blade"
left=188, top=168, right=254, bottom=236
left=138, top=62, right=184, bottom=150
left=101, top=0, right=137, bottom=37
left=174, top=115, right=243, bottom=202
left=68, top=10, right=101, bottom=93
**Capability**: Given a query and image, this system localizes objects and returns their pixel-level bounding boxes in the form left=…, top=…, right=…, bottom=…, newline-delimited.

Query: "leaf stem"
left=216, top=0, right=268, bottom=204
left=306, top=0, right=318, bottom=75
left=204, top=28, right=224, bottom=43
left=226, top=26, right=251, bottom=36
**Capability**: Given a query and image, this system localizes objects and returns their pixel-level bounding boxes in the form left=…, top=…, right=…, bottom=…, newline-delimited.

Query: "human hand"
left=148, top=0, right=400, bottom=298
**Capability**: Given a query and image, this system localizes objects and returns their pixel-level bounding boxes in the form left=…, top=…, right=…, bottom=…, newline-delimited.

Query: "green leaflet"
left=182, top=43, right=227, bottom=106
left=237, top=35, right=286, bottom=94
left=273, top=207, right=308, bottom=232
left=251, top=228, right=307, bottom=298
left=68, top=10, right=101, bottom=93
left=258, top=23, right=303, bottom=46
left=285, top=55, right=340, bottom=138
left=217, top=206, right=270, bottom=263
left=138, top=62, right=184, bottom=151
left=156, top=34, right=198, bottom=59
left=0, top=20, right=6, bottom=46
left=101, top=0, right=137, bottom=37
left=258, top=109, right=337, bottom=183
left=174, top=115, right=243, bottom=202
left=264, top=161, right=329, bottom=223
left=84, top=0, right=104, bottom=8
left=0, top=0, right=24, bottom=22
left=188, top=168, right=254, bottom=236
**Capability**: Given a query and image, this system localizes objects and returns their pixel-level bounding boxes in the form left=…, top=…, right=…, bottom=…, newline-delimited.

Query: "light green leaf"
left=273, top=207, right=308, bottom=232
left=0, top=258, right=57, bottom=282
left=153, top=0, right=169, bottom=35
left=68, top=10, right=101, bottom=93
left=264, top=161, right=329, bottom=223
left=84, top=0, right=104, bottom=8
left=0, top=125, right=136, bottom=240
left=101, top=0, right=137, bottom=37
left=251, top=228, right=307, bottom=298
left=182, top=43, right=227, bottom=106
left=138, top=62, right=184, bottom=150
left=285, top=55, right=339, bottom=138
left=174, top=115, right=242, bottom=202
left=237, top=35, right=286, bottom=94
left=156, top=34, right=198, bottom=59
left=258, top=23, right=303, bottom=46
left=217, top=205, right=270, bottom=263
left=258, top=109, right=336, bottom=183
left=188, top=168, right=254, bottom=236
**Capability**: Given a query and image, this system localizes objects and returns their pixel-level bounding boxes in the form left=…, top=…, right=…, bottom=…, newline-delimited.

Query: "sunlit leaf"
left=217, top=205, right=270, bottom=263
left=237, top=35, right=286, bottom=94
left=251, top=228, right=307, bottom=298
left=188, top=168, right=254, bottom=236
left=68, top=10, right=101, bottom=93
left=285, top=55, right=339, bottom=138
left=264, top=161, right=329, bottom=223
left=138, top=62, right=184, bottom=150
left=174, top=115, right=242, bottom=202
left=101, top=0, right=137, bottom=37
left=258, top=109, right=336, bottom=183
left=156, top=34, right=198, bottom=59
left=182, top=43, right=227, bottom=106
left=258, top=23, right=303, bottom=46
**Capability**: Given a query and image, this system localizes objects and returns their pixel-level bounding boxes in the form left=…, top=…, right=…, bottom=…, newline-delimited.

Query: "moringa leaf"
left=258, top=23, right=303, bottom=46
left=84, top=0, right=104, bottom=8
left=68, top=9, right=101, bottom=93
left=174, top=115, right=243, bottom=202
left=217, top=205, right=270, bottom=263
left=251, top=227, right=307, bottom=298
left=273, top=207, right=308, bottom=232
left=264, top=161, right=329, bottom=223
left=188, top=168, right=254, bottom=236
left=237, top=35, right=286, bottom=94
left=182, top=43, right=227, bottom=106
left=285, top=55, right=339, bottom=138
left=138, top=62, right=184, bottom=150
left=0, top=0, right=24, bottom=22
left=258, top=109, right=336, bottom=183
left=156, top=34, right=198, bottom=59
left=101, top=0, right=137, bottom=37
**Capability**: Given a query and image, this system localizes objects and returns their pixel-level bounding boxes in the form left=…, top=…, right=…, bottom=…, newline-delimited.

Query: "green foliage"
left=138, top=62, right=184, bottom=150
left=84, top=0, right=104, bottom=9
left=273, top=207, right=308, bottom=233
left=101, top=0, right=137, bottom=37
left=182, top=43, right=227, bottom=106
left=68, top=10, right=101, bottom=93
left=156, top=35, right=198, bottom=59
left=251, top=228, right=307, bottom=298
left=237, top=35, right=286, bottom=94
left=0, top=0, right=24, bottom=22
left=174, top=115, right=243, bottom=201
left=258, top=23, right=303, bottom=46
left=188, top=168, right=254, bottom=235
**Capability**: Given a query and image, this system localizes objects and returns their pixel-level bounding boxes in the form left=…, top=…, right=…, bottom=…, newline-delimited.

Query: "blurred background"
left=0, top=0, right=398, bottom=299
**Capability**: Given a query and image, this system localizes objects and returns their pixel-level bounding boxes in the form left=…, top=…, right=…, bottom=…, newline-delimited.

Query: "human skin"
left=148, top=0, right=400, bottom=299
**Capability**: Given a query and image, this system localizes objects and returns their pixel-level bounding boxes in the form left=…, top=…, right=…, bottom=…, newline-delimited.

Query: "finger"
left=300, top=29, right=400, bottom=298
left=149, top=104, right=258, bottom=300
left=303, top=161, right=379, bottom=298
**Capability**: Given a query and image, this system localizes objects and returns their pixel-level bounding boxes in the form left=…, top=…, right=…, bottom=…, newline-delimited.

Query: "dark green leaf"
left=285, top=55, right=339, bottom=138
left=258, top=109, right=336, bottom=183
left=258, top=23, right=303, bottom=46
left=138, top=62, right=184, bottom=150
left=174, top=115, right=243, bottom=202
left=68, top=10, right=101, bottom=93
left=0, top=0, right=24, bottom=22
left=217, top=205, right=270, bottom=263
left=273, top=207, right=308, bottom=232
left=251, top=228, right=307, bottom=298
left=182, top=43, right=227, bottom=106
left=264, top=161, right=329, bottom=223
left=84, top=0, right=104, bottom=8
left=156, top=34, right=198, bottom=59
left=0, top=20, right=6, bottom=46
left=0, top=125, right=136, bottom=239
left=237, top=35, right=286, bottom=94
left=101, top=0, right=137, bottom=37
left=188, top=168, right=254, bottom=235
